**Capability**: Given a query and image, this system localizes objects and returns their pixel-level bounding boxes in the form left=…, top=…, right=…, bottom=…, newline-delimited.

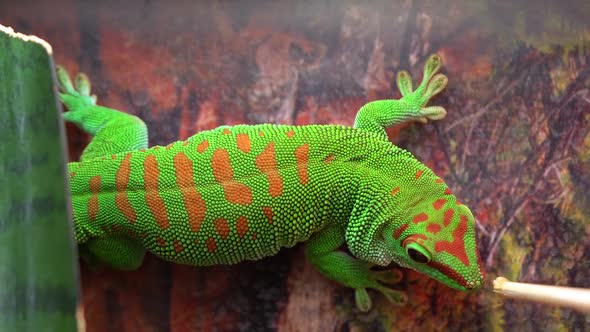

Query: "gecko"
left=60, top=54, right=484, bottom=311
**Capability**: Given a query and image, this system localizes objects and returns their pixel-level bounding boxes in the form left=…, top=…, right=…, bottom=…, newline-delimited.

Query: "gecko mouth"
left=428, top=261, right=484, bottom=290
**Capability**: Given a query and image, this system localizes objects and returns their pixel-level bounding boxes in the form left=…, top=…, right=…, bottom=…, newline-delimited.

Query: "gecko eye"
left=404, top=242, right=431, bottom=264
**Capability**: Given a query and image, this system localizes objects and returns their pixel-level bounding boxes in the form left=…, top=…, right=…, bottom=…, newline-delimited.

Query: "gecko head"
left=382, top=187, right=485, bottom=291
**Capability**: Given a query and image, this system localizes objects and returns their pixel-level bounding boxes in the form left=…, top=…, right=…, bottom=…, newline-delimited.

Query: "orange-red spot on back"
left=144, top=155, right=170, bottom=230
left=391, top=187, right=400, bottom=196
left=197, top=140, right=209, bottom=153
left=255, top=142, right=283, bottom=197
left=412, top=212, right=429, bottom=224
left=173, top=152, right=207, bottom=232
left=393, top=223, right=409, bottom=239
left=88, top=176, right=101, bottom=221
left=433, top=198, right=447, bottom=210
left=166, top=143, right=174, bottom=150
left=115, top=153, right=137, bottom=223
left=214, top=218, right=230, bottom=239
left=286, top=130, right=295, bottom=138
left=236, top=216, right=249, bottom=238
left=443, top=208, right=455, bottom=226
left=222, top=128, right=231, bottom=135
left=206, top=237, right=217, bottom=252
left=174, top=239, right=184, bottom=253
left=415, top=170, right=424, bottom=179
left=434, top=215, right=470, bottom=266
left=426, top=223, right=442, bottom=234
left=445, top=188, right=453, bottom=195
left=211, top=148, right=253, bottom=205
left=259, top=131, right=265, bottom=137
left=89, top=176, right=101, bottom=193
left=157, top=237, right=166, bottom=247
left=294, top=144, right=309, bottom=185
left=236, top=133, right=251, bottom=153
left=435, top=178, right=444, bottom=184
left=70, top=172, right=76, bottom=179
left=111, top=154, right=117, bottom=160
left=263, top=206, right=274, bottom=224
left=324, top=154, right=335, bottom=164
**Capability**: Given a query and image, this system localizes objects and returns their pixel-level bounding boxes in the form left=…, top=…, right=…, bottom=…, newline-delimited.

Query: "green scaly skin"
left=60, top=54, right=484, bottom=312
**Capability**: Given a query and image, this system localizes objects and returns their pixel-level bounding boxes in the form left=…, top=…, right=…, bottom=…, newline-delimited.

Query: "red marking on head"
left=429, top=261, right=470, bottom=289
left=456, top=200, right=463, bottom=205
left=286, top=130, right=295, bottom=138
left=236, top=216, right=249, bottom=238
left=433, top=198, right=447, bottom=210
left=88, top=176, right=101, bottom=221
left=259, top=131, right=264, bottom=137
left=393, top=223, right=409, bottom=239
left=144, top=155, right=170, bottom=230
left=174, top=239, right=183, bottom=253
left=173, top=152, right=207, bottom=232
left=444, top=188, right=453, bottom=195
left=443, top=208, right=454, bottom=226
left=211, top=148, right=253, bottom=205
left=415, top=170, right=424, bottom=179
left=263, top=206, right=274, bottom=224
left=294, top=144, right=309, bottom=185
left=206, top=237, right=217, bottom=252
left=391, top=187, right=400, bottom=196
left=197, top=140, right=209, bottom=153
left=214, top=218, right=230, bottom=239
left=111, top=154, right=117, bottom=160
left=426, top=223, right=441, bottom=234
left=157, top=237, right=166, bottom=247
left=435, top=178, right=444, bottom=184
left=255, top=142, right=283, bottom=197
left=434, top=215, right=469, bottom=266
left=324, top=154, right=335, bottom=164
left=236, top=133, right=251, bottom=153
left=222, top=128, right=231, bottom=135
left=115, top=153, right=137, bottom=223
left=412, top=212, right=429, bottom=224
left=402, top=234, right=428, bottom=247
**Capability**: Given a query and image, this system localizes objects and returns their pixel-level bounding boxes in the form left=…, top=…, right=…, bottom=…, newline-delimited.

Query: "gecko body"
left=61, top=54, right=484, bottom=311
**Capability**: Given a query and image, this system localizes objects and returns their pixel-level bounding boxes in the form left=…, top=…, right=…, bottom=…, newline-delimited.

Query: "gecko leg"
left=57, top=66, right=148, bottom=160
left=79, top=236, right=146, bottom=270
left=58, top=67, right=148, bottom=269
left=305, top=224, right=407, bottom=312
left=353, top=54, right=448, bottom=136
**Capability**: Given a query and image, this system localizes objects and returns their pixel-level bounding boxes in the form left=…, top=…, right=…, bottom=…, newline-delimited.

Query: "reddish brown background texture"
left=2, top=0, right=590, bottom=331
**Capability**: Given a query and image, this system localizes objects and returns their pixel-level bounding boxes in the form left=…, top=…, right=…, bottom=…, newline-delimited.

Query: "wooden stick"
left=493, top=277, right=590, bottom=312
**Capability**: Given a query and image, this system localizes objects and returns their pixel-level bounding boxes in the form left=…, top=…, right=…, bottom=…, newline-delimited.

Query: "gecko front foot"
left=396, top=54, right=448, bottom=123
left=353, top=54, right=449, bottom=134
left=354, top=267, right=406, bottom=312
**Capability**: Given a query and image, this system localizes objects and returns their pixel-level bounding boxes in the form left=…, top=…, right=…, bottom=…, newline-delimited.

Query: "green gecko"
left=60, top=54, right=484, bottom=311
